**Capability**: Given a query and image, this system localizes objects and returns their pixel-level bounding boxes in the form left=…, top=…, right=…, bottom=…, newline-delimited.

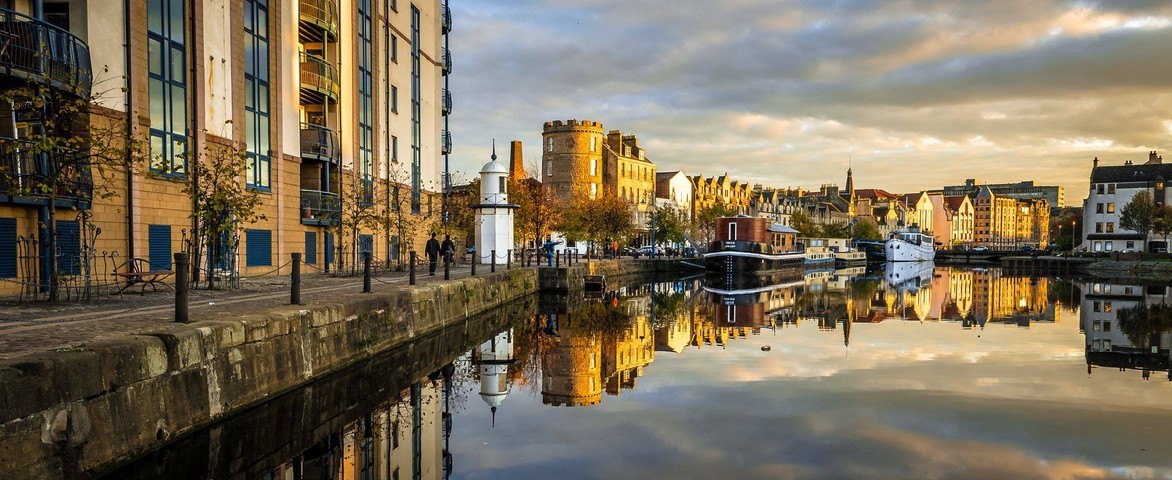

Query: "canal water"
left=108, top=264, right=1172, bottom=479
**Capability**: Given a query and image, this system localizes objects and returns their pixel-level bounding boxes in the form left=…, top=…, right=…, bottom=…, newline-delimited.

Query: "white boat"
left=884, top=226, right=936, bottom=262
left=884, top=261, right=934, bottom=290
left=833, top=249, right=867, bottom=267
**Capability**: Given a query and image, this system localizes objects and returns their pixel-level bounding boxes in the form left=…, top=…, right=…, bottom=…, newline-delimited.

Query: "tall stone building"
left=541, top=119, right=604, bottom=201
left=0, top=0, right=452, bottom=292
left=603, top=129, right=656, bottom=229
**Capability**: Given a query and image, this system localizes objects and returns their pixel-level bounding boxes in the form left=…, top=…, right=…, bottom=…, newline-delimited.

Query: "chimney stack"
left=509, top=140, right=525, bottom=181
left=1148, top=150, right=1162, bottom=165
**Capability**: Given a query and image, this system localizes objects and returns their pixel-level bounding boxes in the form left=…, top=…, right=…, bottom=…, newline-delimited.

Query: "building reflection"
left=1081, top=280, right=1172, bottom=380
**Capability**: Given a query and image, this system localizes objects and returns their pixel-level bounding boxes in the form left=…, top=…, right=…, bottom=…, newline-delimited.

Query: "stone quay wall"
left=0, top=259, right=690, bottom=479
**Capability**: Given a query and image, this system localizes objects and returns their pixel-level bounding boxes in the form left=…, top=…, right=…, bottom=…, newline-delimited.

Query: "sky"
left=447, top=0, right=1172, bottom=207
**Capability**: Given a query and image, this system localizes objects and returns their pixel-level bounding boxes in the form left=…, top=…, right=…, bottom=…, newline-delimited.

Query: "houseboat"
left=828, top=238, right=867, bottom=267
left=884, top=225, right=936, bottom=262
left=801, top=238, right=837, bottom=266
left=705, top=216, right=805, bottom=274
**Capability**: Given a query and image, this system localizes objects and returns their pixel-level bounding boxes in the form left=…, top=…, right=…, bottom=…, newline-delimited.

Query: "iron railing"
left=441, top=48, right=451, bottom=75
left=442, top=4, right=452, bottom=34
left=299, top=122, right=340, bottom=164
left=0, top=139, right=92, bottom=205
left=0, top=8, right=92, bottom=97
left=299, top=53, right=340, bottom=102
left=300, top=189, right=340, bottom=226
left=441, top=88, right=452, bottom=116
left=298, top=0, right=339, bottom=42
left=441, top=130, right=452, bottom=155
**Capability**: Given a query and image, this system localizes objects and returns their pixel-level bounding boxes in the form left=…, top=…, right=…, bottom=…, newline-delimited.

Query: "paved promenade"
left=0, top=264, right=482, bottom=361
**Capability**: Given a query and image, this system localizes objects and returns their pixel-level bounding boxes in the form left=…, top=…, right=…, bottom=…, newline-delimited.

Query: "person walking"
left=441, top=234, right=455, bottom=266
left=425, top=233, right=441, bottom=275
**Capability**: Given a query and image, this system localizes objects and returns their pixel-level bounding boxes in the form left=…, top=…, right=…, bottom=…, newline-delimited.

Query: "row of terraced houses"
left=538, top=119, right=1058, bottom=251
left=0, top=0, right=453, bottom=295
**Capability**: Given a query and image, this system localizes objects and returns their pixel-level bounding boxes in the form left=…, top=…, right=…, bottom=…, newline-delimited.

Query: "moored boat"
left=884, top=225, right=936, bottom=262
left=705, top=216, right=805, bottom=274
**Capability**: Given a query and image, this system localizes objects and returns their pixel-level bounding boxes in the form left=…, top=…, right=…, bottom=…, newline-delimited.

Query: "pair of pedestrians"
left=424, top=234, right=455, bottom=275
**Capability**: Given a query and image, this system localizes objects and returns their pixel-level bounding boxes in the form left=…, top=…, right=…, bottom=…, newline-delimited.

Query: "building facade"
left=0, top=0, right=451, bottom=293
left=541, top=119, right=604, bottom=202
left=1082, top=152, right=1170, bottom=253
left=943, top=178, right=1065, bottom=209
left=655, top=170, right=693, bottom=218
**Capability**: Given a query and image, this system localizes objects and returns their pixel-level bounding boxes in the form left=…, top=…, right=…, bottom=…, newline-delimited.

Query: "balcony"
left=442, top=4, right=452, bottom=34
left=441, top=88, right=452, bottom=116
left=441, top=130, right=452, bottom=155
left=299, top=0, right=339, bottom=43
left=0, top=139, right=92, bottom=208
left=300, top=189, right=340, bottom=226
left=441, top=48, right=451, bottom=76
left=299, top=53, right=339, bottom=105
left=0, top=8, right=92, bottom=98
left=300, top=123, right=340, bottom=165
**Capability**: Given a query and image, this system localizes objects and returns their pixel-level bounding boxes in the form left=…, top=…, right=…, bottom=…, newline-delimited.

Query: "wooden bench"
left=113, top=258, right=175, bottom=295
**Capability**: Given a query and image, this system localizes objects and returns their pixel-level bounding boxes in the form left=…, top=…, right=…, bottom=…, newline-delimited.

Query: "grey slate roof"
left=1091, top=164, right=1172, bottom=184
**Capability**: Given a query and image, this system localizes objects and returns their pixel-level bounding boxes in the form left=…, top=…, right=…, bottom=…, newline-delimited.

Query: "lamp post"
left=650, top=207, right=657, bottom=259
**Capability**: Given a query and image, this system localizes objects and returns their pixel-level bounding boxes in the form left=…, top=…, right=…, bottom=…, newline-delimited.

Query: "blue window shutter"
left=56, top=220, right=80, bottom=275
left=324, top=232, right=334, bottom=266
left=0, top=218, right=15, bottom=278
left=246, top=229, right=272, bottom=267
left=359, top=234, right=373, bottom=254
left=305, top=231, right=316, bottom=264
left=148, top=225, right=172, bottom=270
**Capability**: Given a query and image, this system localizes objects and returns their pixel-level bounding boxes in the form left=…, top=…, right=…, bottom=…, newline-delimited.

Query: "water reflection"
left=1082, top=280, right=1172, bottom=380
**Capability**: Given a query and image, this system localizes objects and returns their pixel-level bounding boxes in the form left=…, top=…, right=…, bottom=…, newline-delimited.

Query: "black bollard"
left=471, top=255, right=477, bottom=276
left=444, top=253, right=451, bottom=280
left=556, top=250, right=561, bottom=268
left=174, top=252, right=189, bottom=323
left=409, top=251, right=417, bottom=285
left=491, top=250, right=496, bottom=273
left=507, top=249, right=512, bottom=270
left=291, top=252, right=302, bottom=305
left=363, top=252, right=372, bottom=293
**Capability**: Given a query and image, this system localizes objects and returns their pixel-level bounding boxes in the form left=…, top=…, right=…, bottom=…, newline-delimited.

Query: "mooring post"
left=174, top=252, right=189, bottom=323
left=491, top=250, right=496, bottom=273
left=291, top=252, right=301, bottom=305
left=507, top=249, right=512, bottom=270
left=363, top=252, right=372, bottom=293
left=409, top=251, right=417, bottom=285
left=471, top=255, right=477, bottom=276
left=444, top=252, right=450, bottom=280
left=556, top=250, right=561, bottom=268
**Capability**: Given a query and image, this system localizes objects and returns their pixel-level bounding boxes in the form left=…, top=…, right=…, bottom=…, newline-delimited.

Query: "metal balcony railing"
left=300, top=189, right=340, bottom=226
left=299, top=123, right=340, bottom=164
left=298, top=0, right=339, bottom=42
left=0, top=139, right=92, bottom=206
left=441, top=48, right=451, bottom=75
left=442, top=4, right=452, bottom=34
left=299, top=53, right=340, bottom=103
left=441, top=88, right=452, bottom=116
left=441, top=130, right=452, bottom=155
left=0, top=8, right=92, bottom=98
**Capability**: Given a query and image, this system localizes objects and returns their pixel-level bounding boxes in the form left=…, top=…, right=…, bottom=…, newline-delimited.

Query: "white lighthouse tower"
left=474, top=142, right=517, bottom=265
left=472, top=328, right=515, bottom=427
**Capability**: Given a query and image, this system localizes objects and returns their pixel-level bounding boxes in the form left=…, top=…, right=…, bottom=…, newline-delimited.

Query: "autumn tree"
left=512, top=173, right=563, bottom=252
left=788, top=210, right=821, bottom=237
left=0, top=72, right=146, bottom=300
left=650, top=205, right=688, bottom=247
left=385, top=163, right=424, bottom=267
left=1152, top=205, right=1172, bottom=252
left=1119, top=190, right=1157, bottom=248
left=851, top=219, right=882, bottom=241
left=182, top=135, right=266, bottom=288
left=561, top=191, right=634, bottom=258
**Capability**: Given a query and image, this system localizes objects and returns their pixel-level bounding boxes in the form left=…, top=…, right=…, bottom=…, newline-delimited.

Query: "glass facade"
left=410, top=5, right=421, bottom=214
left=358, top=0, right=374, bottom=205
left=244, top=0, right=271, bottom=189
left=147, top=0, right=188, bottom=175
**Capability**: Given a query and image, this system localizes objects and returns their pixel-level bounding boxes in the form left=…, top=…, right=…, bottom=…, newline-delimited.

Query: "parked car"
left=637, top=246, right=663, bottom=256
left=681, top=246, right=698, bottom=257
left=973, top=246, right=989, bottom=252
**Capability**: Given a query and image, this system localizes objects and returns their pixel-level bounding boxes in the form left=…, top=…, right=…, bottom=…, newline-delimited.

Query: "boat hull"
left=704, top=240, right=805, bottom=274
left=884, top=239, right=935, bottom=262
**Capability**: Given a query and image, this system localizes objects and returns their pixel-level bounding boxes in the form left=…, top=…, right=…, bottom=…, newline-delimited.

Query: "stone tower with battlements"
left=542, top=119, right=605, bottom=203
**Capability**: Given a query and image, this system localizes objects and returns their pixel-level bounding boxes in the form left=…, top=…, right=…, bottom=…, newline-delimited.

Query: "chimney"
left=1148, top=150, right=1162, bottom=165
left=1093, top=156, right=1099, bottom=168
left=509, top=140, right=525, bottom=180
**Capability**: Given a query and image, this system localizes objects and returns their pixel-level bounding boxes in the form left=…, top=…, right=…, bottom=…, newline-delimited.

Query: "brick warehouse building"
left=0, top=0, right=452, bottom=293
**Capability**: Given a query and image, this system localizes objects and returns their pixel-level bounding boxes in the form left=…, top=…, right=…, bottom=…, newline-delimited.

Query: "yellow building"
left=603, top=129, right=656, bottom=231
left=0, top=0, right=450, bottom=293
left=691, top=173, right=752, bottom=215
left=541, top=119, right=605, bottom=202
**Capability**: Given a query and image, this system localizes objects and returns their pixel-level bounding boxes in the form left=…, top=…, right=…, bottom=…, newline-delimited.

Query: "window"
left=1126, top=241, right=1135, bottom=249
left=1104, top=321, right=1112, bottom=332
left=1096, top=222, right=1103, bottom=233
left=1096, top=203, right=1104, bottom=214
left=590, top=182, right=597, bottom=199
left=246, top=229, right=273, bottom=266
left=410, top=5, right=422, bottom=214
left=1097, top=184, right=1104, bottom=194
left=244, top=0, right=271, bottom=190
left=1106, top=222, right=1114, bottom=233
left=148, top=0, right=188, bottom=176
left=391, top=35, right=398, bottom=63
left=590, top=158, right=597, bottom=176
left=545, top=160, right=552, bottom=176
left=391, top=136, right=398, bottom=162
left=1093, top=301, right=1100, bottom=312
left=590, top=136, right=596, bottom=152
left=1107, top=202, right=1115, bottom=213
left=499, top=177, right=506, bottom=195
left=358, top=0, right=374, bottom=206
left=1106, top=241, right=1114, bottom=251
left=546, top=137, right=553, bottom=152
left=391, top=86, right=398, bottom=113
left=1108, top=184, right=1116, bottom=194
left=1104, top=302, right=1112, bottom=313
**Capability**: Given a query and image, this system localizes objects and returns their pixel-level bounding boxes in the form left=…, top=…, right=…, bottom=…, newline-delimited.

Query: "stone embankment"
left=0, top=259, right=691, bottom=479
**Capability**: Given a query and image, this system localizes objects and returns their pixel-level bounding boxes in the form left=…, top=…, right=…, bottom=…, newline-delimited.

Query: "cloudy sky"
left=447, top=0, right=1172, bottom=206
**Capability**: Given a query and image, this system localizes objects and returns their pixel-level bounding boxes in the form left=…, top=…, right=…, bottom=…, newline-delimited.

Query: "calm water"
left=109, top=265, right=1172, bottom=480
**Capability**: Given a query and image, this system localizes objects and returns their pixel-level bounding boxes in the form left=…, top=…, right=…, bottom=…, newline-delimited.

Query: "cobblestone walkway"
left=0, top=264, right=482, bottom=361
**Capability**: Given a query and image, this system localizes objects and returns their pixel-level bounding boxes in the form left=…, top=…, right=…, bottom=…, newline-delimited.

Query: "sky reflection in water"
left=451, top=266, right=1172, bottom=480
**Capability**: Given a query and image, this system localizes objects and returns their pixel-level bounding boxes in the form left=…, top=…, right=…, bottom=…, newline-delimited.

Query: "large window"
left=147, top=0, right=188, bottom=176
left=410, top=5, right=421, bottom=214
left=358, top=0, right=374, bottom=205
left=244, top=0, right=271, bottom=189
